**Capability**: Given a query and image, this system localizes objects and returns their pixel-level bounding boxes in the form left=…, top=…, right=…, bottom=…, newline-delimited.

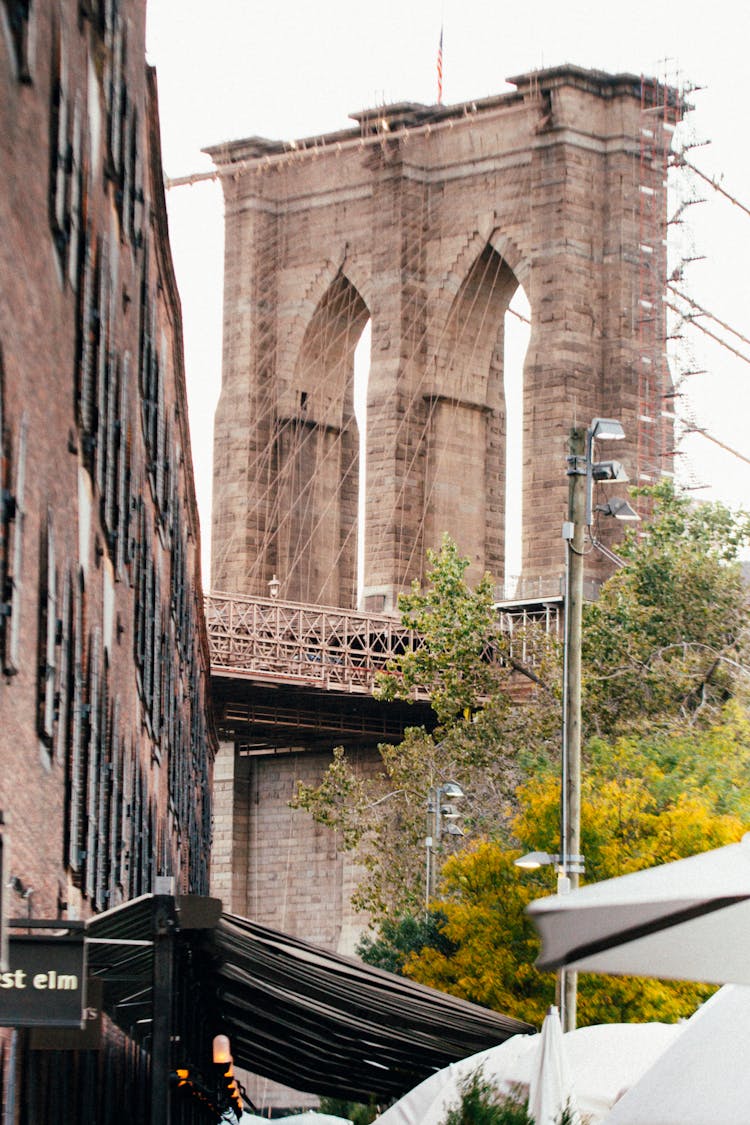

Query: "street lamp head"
left=590, top=417, right=626, bottom=441
left=268, top=573, right=281, bottom=599
left=514, top=850, right=558, bottom=870
left=444, top=822, right=465, bottom=837
left=591, top=460, right=629, bottom=483
left=439, top=781, right=465, bottom=800
left=515, top=851, right=586, bottom=873
left=596, top=497, right=640, bottom=521
left=439, top=802, right=461, bottom=820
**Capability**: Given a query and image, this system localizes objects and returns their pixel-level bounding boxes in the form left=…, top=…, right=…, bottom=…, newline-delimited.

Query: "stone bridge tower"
left=205, top=67, right=679, bottom=958
left=208, top=65, right=675, bottom=610
left=207, top=66, right=675, bottom=609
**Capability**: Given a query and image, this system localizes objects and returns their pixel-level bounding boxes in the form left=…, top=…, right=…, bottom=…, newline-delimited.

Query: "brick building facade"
left=1, top=0, right=216, bottom=1119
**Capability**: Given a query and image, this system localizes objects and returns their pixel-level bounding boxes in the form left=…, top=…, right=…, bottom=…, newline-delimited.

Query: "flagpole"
left=436, top=23, right=444, bottom=105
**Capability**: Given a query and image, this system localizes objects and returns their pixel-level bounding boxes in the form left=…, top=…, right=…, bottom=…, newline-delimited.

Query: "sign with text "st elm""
left=0, top=935, right=87, bottom=1028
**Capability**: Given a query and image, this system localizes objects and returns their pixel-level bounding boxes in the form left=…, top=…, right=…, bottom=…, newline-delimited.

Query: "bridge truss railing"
left=206, top=591, right=422, bottom=693
left=206, top=589, right=565, bottom=695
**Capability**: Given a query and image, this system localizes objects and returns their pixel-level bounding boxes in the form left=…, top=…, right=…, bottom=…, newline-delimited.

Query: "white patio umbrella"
left=604, top=984, right=750, bottom=1124
left=242, top=1114, right=353, bottom=1125
left=374, top=1034, right=533, bottom=1125
left=375, top=1021, right=680, bottom=1125
left=528, top=1007, right=580, bottom=1125
left=276, top=1115, right=353, bottom=1125
left=528, top=834, right=750, bottom=984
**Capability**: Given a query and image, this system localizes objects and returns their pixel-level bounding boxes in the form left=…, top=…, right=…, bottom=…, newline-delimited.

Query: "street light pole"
left=425, top=782, right=465, bottom=907
left=425, top=785, right=436, bottom=909
left=562, top=426, right=587, bottom=1031
left=518, top=420, right=632, bottom=1031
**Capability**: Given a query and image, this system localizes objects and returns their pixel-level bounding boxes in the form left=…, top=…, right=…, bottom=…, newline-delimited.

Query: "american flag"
left=437, top=25, right=443, bottom=105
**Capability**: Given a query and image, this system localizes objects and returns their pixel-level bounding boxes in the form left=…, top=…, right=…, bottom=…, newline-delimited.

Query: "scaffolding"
left=637, top=72, right=684, bottom=493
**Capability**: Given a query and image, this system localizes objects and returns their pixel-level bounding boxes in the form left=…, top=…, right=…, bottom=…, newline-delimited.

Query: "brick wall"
left=0, top=0, right=214, bottom=968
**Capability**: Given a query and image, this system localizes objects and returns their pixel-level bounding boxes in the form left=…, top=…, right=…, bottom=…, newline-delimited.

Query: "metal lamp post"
left=425, top=781, right=465, bottom=907
left=517, top=418, right=636, bottom=1031
left=560, top=417, right=636, bottom=1029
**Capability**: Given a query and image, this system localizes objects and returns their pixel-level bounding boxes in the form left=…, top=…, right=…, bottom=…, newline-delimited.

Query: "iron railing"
left=206, top=589, right=565, bottom=696
left=206, top=591, right=421, bottom=694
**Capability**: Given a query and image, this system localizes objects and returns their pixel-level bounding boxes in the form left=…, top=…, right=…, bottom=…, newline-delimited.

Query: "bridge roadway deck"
left=205, top=590, right=563, bottom=751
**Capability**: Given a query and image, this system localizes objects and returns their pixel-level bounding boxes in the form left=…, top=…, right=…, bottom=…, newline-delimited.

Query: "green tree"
left=356, top=910, right=456, bottom=974
left=318, top=1096, right=380, bottom=1124
left=583, top=480, right=750, bottom=736
left=374, top=534, right=505, bottom=724
left=292, top=536, right=558, bottom=918
left=294, top=491, right=750, bottom=1020
left=441, top=1069, right=533, bottom=1125
left=403, top=721, right=749, bottom=1025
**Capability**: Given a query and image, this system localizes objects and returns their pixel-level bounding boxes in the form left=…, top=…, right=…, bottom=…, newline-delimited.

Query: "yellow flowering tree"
left=403, top=715, right=750, bottom=1025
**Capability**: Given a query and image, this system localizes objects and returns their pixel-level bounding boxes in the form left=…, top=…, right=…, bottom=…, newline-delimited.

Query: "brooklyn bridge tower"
left=205, top=66, right=679, bottom=948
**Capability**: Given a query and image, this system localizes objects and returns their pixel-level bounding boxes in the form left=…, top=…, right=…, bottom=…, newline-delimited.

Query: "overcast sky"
left=145, top=0, right=750, bottom=580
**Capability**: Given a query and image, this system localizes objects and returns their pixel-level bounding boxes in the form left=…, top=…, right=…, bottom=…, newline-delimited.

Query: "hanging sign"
left=0, top=934, right=86, bottom=1028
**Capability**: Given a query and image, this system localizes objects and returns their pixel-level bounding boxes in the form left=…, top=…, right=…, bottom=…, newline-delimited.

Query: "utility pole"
left=562, top=426, right=587, bottom=1032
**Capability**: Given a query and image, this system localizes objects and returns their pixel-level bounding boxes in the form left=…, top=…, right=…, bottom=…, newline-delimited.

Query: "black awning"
left=210, top=912, right=534, bottom=1101
left=85, top=896, right=535, bottom=1103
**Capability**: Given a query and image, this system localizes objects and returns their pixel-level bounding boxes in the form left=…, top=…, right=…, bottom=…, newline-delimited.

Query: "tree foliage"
left=403, top=715, right=750, bottom=1024
left=318, top=1096, right=379, bottom=1124
left=293, top=491, right=750, bottom=1024
left=374, top=535, right=509, bottom=725
left=402, top=842, right=557, bottom=1026
left=440, top=1069, right=533, bottom=1125
left=356, top=910, right=456, bottom=975
left=583, top=480, right=750, bottom=736
left=292, top=536, right=558, bottom=917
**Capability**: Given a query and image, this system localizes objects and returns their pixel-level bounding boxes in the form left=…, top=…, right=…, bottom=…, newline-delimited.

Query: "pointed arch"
left=271, top=271, right=370, bottom=607
left=422, top=242, right=524, bottom=584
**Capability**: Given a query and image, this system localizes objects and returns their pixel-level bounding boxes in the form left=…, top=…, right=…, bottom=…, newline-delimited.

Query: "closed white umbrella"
left=528, top=1007, right=580, bottom=1125
left=528, top=834, right=750, bottom=984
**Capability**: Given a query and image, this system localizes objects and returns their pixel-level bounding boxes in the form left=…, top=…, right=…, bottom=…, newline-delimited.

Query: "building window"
left=0, top=350, right=7, bottom=666
left=66, top=569, right=86, bottom=876
left=54, top=570, right=72, bottom=767
left=94, top=655, right=110, bottom=909
left=83, top=627, right=101, bottom=901
left=3, top=414, right=28, bottom=676
left=37, top=512, right=57, bottom=746
left=108, top=699, right=123, bottom=904
left=1, top=0, right=32, bottom=83
left=49, top=27, right=70, bottom=264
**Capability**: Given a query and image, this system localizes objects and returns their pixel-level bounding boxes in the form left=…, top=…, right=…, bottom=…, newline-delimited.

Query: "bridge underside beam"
left=211, top=675, right=435, bottom=751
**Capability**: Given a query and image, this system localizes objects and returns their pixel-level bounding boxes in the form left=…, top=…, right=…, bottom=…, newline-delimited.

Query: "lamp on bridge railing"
left=268, top=574, right=281, bottom=599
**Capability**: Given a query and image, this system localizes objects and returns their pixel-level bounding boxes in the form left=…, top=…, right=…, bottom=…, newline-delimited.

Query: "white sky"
left=146, top=0, right=750, bottom=581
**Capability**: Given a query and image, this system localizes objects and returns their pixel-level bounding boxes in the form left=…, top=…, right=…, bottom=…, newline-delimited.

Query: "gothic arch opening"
left=423, top=244, right=522, bottom=588
left=354, top=321, right=371, bottom=607
left=504, top=285, right=531, bottom=594
left=271, top=272, right=369, bottom=607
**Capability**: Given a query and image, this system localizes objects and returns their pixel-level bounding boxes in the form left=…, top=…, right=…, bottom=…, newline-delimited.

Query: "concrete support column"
left=210, top=740, right=250, bottom=914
